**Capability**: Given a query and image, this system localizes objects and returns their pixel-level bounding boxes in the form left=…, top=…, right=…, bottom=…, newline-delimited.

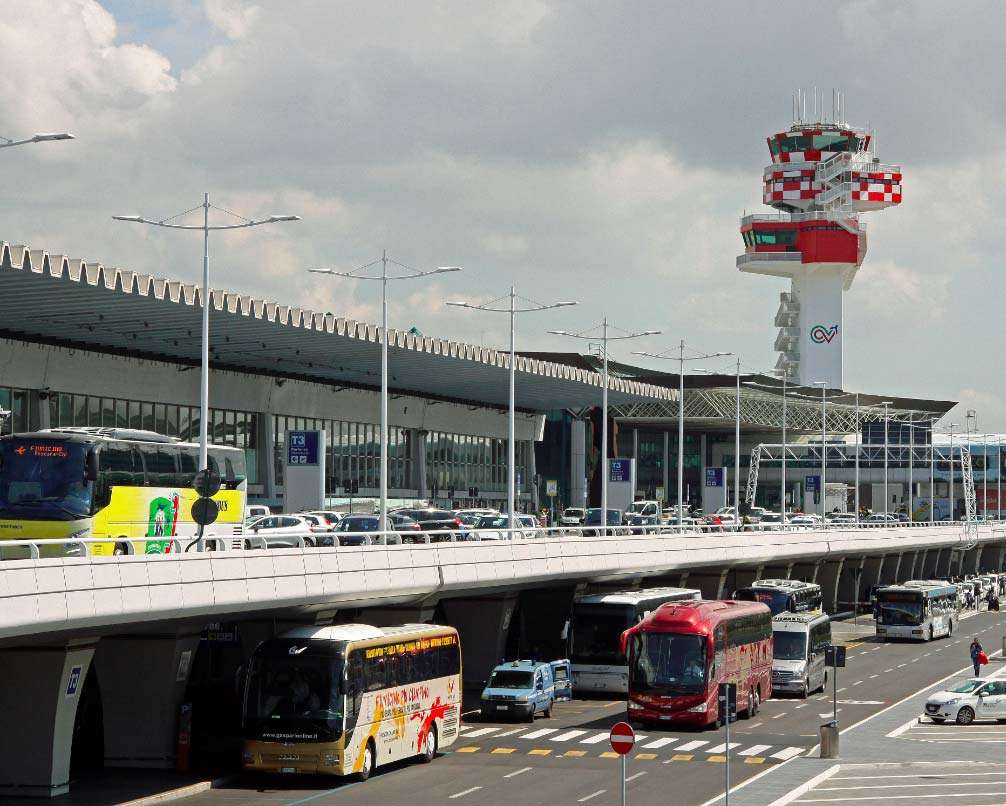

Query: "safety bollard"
left=819, top=721, right=839, bottom=759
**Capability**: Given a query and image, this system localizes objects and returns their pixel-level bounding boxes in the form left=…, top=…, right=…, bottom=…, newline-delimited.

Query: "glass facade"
left=45, top=391, right=260, bottom=484
left=426, top=430, right=526, bottom=495
left=0, top=387, right=36, bottom=435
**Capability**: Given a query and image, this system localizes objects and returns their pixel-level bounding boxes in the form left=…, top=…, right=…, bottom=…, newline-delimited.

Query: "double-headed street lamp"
left=115, top=196, right=299, bottom=551
left=551, top=321, right=659, bottom=534
left=743, top=372, right=790, bottom=523
left=448, top=288, right=575, bottom=537
left=312, top=253, right=461, bottom=533
left=633, top=342, right=730, bottom=526
left=0, top=132, right=74, bottom=150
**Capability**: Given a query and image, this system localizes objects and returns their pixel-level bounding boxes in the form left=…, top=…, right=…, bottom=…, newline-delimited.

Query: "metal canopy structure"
left=0, top=242, right=672, bottom=413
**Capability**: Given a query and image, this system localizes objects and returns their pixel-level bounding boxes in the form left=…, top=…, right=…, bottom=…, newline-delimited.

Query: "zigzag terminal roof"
left=0, top=243, right=673, bottom=413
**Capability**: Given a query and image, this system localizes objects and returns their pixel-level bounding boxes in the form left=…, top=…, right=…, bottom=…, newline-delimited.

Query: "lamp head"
left=267, top=214, right=301, bottom=222
left=112, top=215, right=145, bottom=223
left=435, top=266, right=463, bottom=273
left=32, top=132, right=74, bottom=142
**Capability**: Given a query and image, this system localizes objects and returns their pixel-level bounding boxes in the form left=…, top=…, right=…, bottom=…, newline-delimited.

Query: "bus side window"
left=345, top=652, right=364, bottom=728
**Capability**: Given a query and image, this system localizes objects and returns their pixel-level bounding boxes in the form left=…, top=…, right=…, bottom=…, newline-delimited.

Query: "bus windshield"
left=245, top=641, right=344, bottom=742
left=628, top=632, right=707, bottom=695
left=570, top=605, right=634, bottom=665
left=878, top=593, right=923, bottom=626
left=0, top=439, right=91, bottom=521
left=773, top=631, right=807, bottom=660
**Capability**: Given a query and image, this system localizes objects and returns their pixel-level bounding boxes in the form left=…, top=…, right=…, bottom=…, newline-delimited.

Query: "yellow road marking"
left=603, top=701, right=623, bottom=708
left=846, top=641, right=863, bottom=649
left=564, top=750, right=587, bottom=758
left=600, top=751, right=619, bottom=759
left=529, top=748, right=552, bottom=756
left=670, top=754, right=694, bottom=762
left=708, top=755, right=726, bottom=763
left=491, top=748, right=516, bottom=755
left=636, top=753, right=657, bottom=760
left=456, top=746, right=480, bottom=753
left=745, top=757, right=766, bottom=764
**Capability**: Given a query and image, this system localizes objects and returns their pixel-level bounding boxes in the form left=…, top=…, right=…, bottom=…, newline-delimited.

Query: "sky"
left=2, top=0, right=1004, bottom=428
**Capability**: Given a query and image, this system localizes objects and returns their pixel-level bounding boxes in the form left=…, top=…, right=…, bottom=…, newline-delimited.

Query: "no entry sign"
left=609, top=721, right=636, bottom=755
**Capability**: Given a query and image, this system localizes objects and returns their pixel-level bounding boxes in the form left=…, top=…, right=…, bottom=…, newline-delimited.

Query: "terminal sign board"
left=287, top=431, right=320, bottom=466
left=805, top=475, right=820, bottom=492
left=705, top=468, right=724, bottom=488
left=609, top=459, right=631, bottom=483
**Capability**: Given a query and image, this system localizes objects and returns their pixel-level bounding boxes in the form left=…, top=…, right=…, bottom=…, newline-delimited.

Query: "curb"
left=119, top=774, right=240, bottom=806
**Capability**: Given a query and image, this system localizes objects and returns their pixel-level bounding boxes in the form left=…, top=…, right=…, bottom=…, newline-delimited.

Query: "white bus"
left=242, top=623, right=461, bottom=780
left=771, top=611, right=832, bottom=697
left=734, top=579, right=823, bottom=615
left=875, top=582, right=959, bottom=641
left=566, top=587, right=701, bottom=694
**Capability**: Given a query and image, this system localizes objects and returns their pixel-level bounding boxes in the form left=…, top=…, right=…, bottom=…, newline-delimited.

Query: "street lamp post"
left=854, top=394, right=860, bottom=524
left=734, top=358, right=741, bottom=528
left=633, top=343, right=729, bottom=526
left=880, top=401, right=892, bottom=517
left=813, top=382, right=828, bottom=521
left=312, top=254, right=461, bottom=533
left=949, top=423, right=957, bottom=522
left=551, top=321, right=659, bottom=535
left=743, top=372, right=789, bottom=522
left=929, top=418, right=936, bottom=525
left=450, top=289, right=575, bottom=539
left=0, top=132, right=74, bottom=150
left=115, top=197, right=299, bottom=550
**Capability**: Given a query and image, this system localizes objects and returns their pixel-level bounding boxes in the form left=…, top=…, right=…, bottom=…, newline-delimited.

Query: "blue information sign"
left=66, top=665, right=82, bottom=697
left=805, top=475, right=820, bottom=492
left=705, top=467, right=724, bottom=488
left=609, top=459, right=631, bottom=483
left=287, top=431, right=320, bottom=466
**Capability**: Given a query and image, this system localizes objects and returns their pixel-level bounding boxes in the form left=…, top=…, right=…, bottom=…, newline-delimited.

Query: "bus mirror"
left=560, top=620, right=569, bottom=641
left=85, top=451, right=98, bottom=482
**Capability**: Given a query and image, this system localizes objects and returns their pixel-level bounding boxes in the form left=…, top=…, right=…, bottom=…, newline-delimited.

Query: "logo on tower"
left=810, top=324, right=839, bottom=344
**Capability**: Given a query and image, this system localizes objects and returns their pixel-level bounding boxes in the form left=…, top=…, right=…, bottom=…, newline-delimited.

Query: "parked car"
left=560, top=507, right=586, bottom=526
left=389, top=512, right=423, bottom=541
left=245, top=514, right=316, bottom=548
left=334, top=514, right=403, bottom=546
left=244, top=504, right=271, bottom=523
left=787, top=514, right=820, bottom=527
left=581, top=508, right=624, bottom=537
left=864, top=513, right=899, bottom=524
left=302, top=510, right=342, bottom=529
left=480, top=660, right=559, bottom=721
left=392, top=508, right=461, bottom=541
left=468, top=514, right=544, bottom=540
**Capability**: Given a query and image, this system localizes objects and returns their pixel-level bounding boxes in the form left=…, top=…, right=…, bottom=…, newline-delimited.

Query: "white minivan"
left=771, top=611, right=832, bottom=697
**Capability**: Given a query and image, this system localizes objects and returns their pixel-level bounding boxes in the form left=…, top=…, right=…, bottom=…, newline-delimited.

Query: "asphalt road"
left=176, top=608, right=1006, bottom=806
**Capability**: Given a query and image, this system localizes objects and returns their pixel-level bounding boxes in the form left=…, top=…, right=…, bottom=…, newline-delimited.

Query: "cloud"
left=203, top=0, right=260, bottom=40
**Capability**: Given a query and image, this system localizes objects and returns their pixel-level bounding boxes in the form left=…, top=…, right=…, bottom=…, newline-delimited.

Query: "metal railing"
left=0, top=520, right=996, bottom=561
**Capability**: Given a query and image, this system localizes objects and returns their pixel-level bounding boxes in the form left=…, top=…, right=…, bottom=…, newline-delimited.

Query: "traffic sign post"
left=718, top=683, right=737, bottom=805
left=825, top=644, right=846, bottom=725
left=609, top=721, right=635, bottom=806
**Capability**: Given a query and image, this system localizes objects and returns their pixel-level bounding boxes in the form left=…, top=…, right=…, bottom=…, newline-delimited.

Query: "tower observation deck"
left=737, top=93, right=901, bottom=387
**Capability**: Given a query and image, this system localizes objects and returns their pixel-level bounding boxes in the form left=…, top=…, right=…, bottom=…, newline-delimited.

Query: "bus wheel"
left=112, top=542, right=128, bottom=556
left=929, top=626, right=934, bottom=642
left=801, top=677, right=810, bottom=699
left=419, top=726, right=437, bottom=763
left=359, top=741, right=376, bottom=781
left=750, top=687, right=760, bottom=716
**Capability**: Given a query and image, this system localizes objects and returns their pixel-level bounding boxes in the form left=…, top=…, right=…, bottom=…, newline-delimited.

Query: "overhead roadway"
left=0, top=242, right=672, bottom=413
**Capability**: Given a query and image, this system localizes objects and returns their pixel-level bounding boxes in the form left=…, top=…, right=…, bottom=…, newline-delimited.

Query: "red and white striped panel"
left=851, top=190, right=902, bottom=204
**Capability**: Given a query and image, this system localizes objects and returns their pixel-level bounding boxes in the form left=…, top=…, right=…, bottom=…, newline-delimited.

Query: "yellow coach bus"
left=242, top=623, right=462, bottom=780
left=0, top=427, right=246, bottom=555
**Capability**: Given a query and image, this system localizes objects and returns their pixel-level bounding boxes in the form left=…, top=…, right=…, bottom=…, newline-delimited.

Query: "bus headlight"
left=686, top=703, right=708, bottom=713
left=628, top=701, right=642, bottom=710
left=242, top=752, right=255, bottom=764
left=515, top=695, right=529, bottom=703
left=322, top=753, right=339, bottom=766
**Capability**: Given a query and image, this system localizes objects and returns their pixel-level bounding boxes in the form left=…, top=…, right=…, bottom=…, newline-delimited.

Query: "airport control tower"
left=737, top=91, right=901, bottom=387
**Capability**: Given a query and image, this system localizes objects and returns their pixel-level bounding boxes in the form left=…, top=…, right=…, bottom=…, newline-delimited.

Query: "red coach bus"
left=620, top=600, right=772, bottom=728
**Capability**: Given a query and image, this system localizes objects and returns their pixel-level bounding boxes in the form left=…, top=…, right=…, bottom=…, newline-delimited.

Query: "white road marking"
left=504, top=767, right=532, bottom=779
left=550, top=730, right=588, bottom=742
left=795, top=791, right=1006, bottom=801
left=520, top=728, right=558, bottom=739
left=748, top=722, right=764, bottom=729
left=794, top=704, right=807, bottom=709
left=771, top=746, right=805, bottom=760
left=495, top=728, right=525, bottom=738
left=773, top=713, right=787, bottom=719
left=676, top=740, right=710, bottom=752
left=739, top=744, right=772, bottom=756
left=884, top=668, right=894, bottom=673
left=640, top=737, right=677, bottom=749
left=577, top=790, right=606, bottom=803
left=463, top=727, right=500, bottom=738
left=706, top=742, right=741, bottom=753
left=818, top=711, right=841, bottom=719
left=625, top=772, right=647, bottom=783
left=852, top=681, right=863, bottom=686
left=580, top=732, right=611, bottom=744
left=836, top=688, right=847, bottom=693
left=449, top=786, right=482, bottom=799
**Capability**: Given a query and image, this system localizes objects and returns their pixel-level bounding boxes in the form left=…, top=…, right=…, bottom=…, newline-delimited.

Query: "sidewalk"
left=0, top=770, right=235, bottom=806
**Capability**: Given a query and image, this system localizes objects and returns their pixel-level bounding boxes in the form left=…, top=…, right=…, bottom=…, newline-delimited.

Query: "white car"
left=923, top=678, right=1006, bottom=725
left=469, top=514, right=544, bottom=540
left=245, top=504, right=271, bottom=522
left=245, top=514, right=319, bottom=547
left=560, top=507, right=586, bottom=526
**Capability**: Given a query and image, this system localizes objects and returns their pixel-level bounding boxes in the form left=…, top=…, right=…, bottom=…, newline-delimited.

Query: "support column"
left=923, top=547, right=942, bottom=578
left=408, top=428, right=428, bottom=499
left=837, top=557, right=865, bottom=615
left=0, top=640, right=96, bottom=797
left=863, top=556, right=885, bottom=591
left=688, top=569, right=730, bottom=600
left=791, top=560, right=821, bottom=584
left=34, top=390, right=51, bottom=430
left=964, top=545, right=984, bottom=576
left=818, top=558, right=845, bottom=614
left=727, top=565, right=764, bottom=595
left=762, top=563, right=794, bottom=581
left=261, top=412, right=277, bottom=502
left=878, top=553, right=902, bottom=585
left=570, top=419, right=587, bottom=509
left=901, top=551, right=919, bottom=582
left=913, top=549, right=928, bottom=580
left=439, top=596, right=518, bottom=709
left=95, top=633, right=200, bottom=768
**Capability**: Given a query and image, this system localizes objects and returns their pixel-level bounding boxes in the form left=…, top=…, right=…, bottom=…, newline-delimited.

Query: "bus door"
left=808, top=620, right=830, bottom=691
left=712, top=625, right=726, bottom=700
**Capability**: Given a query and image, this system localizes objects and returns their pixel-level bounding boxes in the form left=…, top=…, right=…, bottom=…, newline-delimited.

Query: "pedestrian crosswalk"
left=454, top=724, right=806, bottom=762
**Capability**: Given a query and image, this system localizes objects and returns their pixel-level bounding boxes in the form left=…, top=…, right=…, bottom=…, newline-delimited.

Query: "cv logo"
left=810, top=324, right=839, bottom=344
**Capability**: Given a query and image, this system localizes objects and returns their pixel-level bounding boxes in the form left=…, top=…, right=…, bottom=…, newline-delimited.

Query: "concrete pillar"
left=439, top=595, right=518, bottom=707
left=818, top=558, right=845, bottom=614
left=988, top=543, right=1006, bottom=573
left=95, top=633, right=201, bottom=768
left=908, top=550, right=925, bottom=580
left=571, top=419, right=587, bottom=509
left=727, top=565, right=765, bottom=596
left=791, top=561, right=821, bottom=584
left=0, top=641, right=96, bottom=797
left=838, top=557, right=865, bottom=615
left=964, top=545, right=984, bottom=576
left=689, top=569, right=730, bottom=600
left=879, top=553, right=902, bottom=585
left=901, top=550, right=920, bottom=581
left=676, top=571, right=690, bottom=589
left=409, top=428, right=428, bottom=499
left=35, top=390, right=51, bottom=430
left=922, top=548, right=942, bottom=578
left=937, top=548, right=955, bottom=578
left=261, top=412, right=277, bottom=501
left=762, top=563, right=794, bottom=581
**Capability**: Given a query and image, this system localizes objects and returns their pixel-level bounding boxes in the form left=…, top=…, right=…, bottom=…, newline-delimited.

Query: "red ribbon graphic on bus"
left=810, top=324, right=839, bottom=344
left=411, top=696, right=450, bottom=753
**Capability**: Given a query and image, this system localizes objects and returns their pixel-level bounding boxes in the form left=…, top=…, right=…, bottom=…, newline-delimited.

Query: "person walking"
left=971, top=637, right=985, bottom=677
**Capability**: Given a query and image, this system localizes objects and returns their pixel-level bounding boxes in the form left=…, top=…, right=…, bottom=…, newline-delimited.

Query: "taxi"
left=923, top=678, right=1006, bottom=725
